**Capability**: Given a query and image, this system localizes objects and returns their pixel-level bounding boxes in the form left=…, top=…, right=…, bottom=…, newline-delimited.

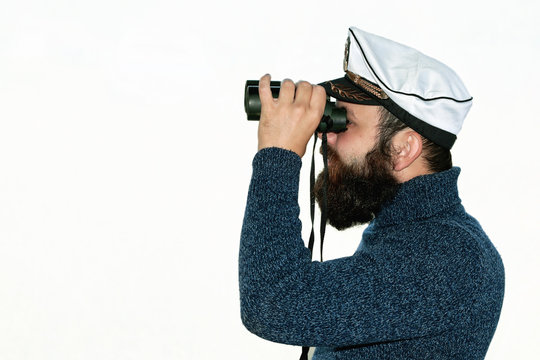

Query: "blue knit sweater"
left=239, top=147, right=504, bottom=359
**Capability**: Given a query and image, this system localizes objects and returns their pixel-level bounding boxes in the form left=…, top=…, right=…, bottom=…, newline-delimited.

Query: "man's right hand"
left=257, top=74, right=326, bottom=158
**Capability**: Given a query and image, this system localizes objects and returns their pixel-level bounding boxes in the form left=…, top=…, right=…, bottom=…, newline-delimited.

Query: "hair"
left=376, top=107, right=452, bottom=173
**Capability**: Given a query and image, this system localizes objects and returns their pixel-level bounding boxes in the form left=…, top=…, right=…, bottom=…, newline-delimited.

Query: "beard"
left=313, top=145, right=401, bottom=230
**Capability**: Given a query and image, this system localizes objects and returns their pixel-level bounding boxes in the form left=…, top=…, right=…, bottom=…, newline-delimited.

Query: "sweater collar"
left=372, top=167, right=462, bottom=226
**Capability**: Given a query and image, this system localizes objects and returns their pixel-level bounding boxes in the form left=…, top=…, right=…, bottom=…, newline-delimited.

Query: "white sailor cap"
left=320, top=27, right=473, bottom=149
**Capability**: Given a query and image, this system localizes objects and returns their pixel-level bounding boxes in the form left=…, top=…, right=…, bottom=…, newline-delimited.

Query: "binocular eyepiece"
left=244, top=80, right=348, bottom=133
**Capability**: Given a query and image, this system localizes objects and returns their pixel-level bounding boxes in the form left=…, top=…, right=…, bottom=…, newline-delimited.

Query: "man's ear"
left=391, top=130, right=423, bottom=172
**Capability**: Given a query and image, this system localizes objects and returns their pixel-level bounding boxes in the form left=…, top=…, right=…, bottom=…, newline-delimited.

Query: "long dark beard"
left=313, top=146, right=400, bottom=230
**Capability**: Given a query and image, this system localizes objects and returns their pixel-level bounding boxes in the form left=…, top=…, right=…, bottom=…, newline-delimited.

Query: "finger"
left=258, top=74, right=273, bottom=106
left=309, top=85, right=327, bottom=118
left=293, top=81, right=313, bottom=106
left=278, top=78, right=296, bottom=104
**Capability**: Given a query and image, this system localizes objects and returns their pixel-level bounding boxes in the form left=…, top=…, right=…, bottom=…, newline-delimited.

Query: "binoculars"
left=244, top=80, right=348, bottom=133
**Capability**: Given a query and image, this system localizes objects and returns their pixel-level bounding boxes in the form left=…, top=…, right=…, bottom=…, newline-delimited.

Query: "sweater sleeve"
left=239, top=147, right=477, bottom=347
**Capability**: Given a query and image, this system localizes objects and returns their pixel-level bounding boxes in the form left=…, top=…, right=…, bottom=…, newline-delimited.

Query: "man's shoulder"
left=368, top=206, right=493, bottom=261
left=409, top=209, right=490, bottom=252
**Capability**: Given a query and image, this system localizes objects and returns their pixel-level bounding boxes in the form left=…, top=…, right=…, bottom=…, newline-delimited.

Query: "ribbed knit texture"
left=239, top=147, right=504, bottom=359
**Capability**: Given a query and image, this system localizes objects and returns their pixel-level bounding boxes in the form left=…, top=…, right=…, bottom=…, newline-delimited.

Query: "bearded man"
left=239, top=27, right=504, bottom=360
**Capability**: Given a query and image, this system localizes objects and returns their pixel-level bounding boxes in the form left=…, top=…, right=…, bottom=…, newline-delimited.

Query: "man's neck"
left=393, top=158, right=433, bottom=183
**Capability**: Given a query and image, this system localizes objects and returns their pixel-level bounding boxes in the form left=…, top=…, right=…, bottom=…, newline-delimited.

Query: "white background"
left=0, top=0, right=538, bottom=359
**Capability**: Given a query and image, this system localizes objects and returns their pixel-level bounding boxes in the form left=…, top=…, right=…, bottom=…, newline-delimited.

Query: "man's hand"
left=258, top=74, right=326, bottom=158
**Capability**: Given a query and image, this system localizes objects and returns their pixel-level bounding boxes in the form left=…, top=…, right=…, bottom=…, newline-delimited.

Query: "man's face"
left=314, top=102, right=401, bottom=230
left=325, top=102, right=381, bottom=165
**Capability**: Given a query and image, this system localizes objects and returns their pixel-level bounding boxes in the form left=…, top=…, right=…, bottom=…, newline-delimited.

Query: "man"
left=239, top=27, right=504, bottom=359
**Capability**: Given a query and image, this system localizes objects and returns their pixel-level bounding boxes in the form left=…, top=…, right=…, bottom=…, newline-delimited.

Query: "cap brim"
left=319, top=76, right=380, bottom=105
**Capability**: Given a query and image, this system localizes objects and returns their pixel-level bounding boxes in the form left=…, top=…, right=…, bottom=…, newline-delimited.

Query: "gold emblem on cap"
left=343, top=37, right=350, bottom=72
left=328, top=82, right=373, bottom=102
left=346, top=71, right=389, bottom=100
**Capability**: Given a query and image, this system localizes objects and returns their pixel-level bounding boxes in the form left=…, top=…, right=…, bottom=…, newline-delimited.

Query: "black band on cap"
left=377, top=97, right=457, bottom=150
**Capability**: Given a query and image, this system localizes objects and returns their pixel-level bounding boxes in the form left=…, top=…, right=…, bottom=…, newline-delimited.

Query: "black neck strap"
left=301, top=132, right=329, bottom=360
left=319, top=132, right=329, bottom=261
